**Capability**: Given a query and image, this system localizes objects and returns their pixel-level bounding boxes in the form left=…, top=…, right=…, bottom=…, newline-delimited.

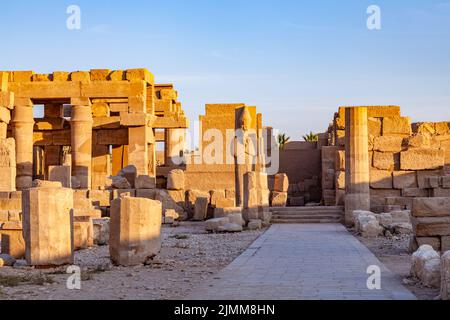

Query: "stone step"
left=271, top=206, right=344, bottom=212
left=271, top=218, right=343, bottom=224
left=272, top=214, right=343, bottom=220
left=270, top=210, right=344, bottom=216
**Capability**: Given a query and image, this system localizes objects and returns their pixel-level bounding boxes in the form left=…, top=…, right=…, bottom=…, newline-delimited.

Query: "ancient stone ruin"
left=1, top=69, right=450, bottom=299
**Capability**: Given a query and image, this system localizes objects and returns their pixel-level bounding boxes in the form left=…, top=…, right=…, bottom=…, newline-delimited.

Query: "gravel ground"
left=354, top=230, right=440, bottom=300
left=0, top=222, right=264, bottom=300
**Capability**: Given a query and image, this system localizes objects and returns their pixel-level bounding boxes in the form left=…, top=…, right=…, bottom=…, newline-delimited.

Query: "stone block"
left=393, top=171, right=417, bottom=189
left=382, top=116, right=412, bottom=136
left=271, top=191, right=287, bottom=207
left=135, top=175, right=156, bottom=189
left=167, top=169, right=185, bottom=190
left=205, top=217, right=230, bottom=232
left=373, top=152, right=398, bottom=171
left=402, top=188, right=429, bottom=197
left=111, top=176, right=131, bottom=189
left=214, top=198, right=236, bottom=208
left=112, top=189, right=136, bottom=199
left=244, top=188, right=259, bottom=208
left=412, top=197, right=450, bottom=217
left=289, top=196, right=305, bottom=206
left=109, top=197, right=162, bottom=266
left=442, top=236, right=450, bottom=253
left=417, top=170, right=443, bottom=189
left=88, top=190, right=112, bottom=207
left=335, top=171, right=345, bottom=190
left=373, top=136, right=404, bottom=152
left=441, top=251, right=450, bottom=300
left=48, top=165, right=71, bottom=188
left=248, top=219, right=262, bottom=230
left=431, top=188, right=450, bottom=198
left=136, top=189, right=157, bottom=200
left=73, top=216, right=94, bottom=251
left=385, top=197, right=414, bottom=209
left=368, top=117, right=382, bottom=136
left=370, top=169, right=393, bottom=189
left=193, top=197, right=209, bottom=221
left=0, top=138, right=16, bottom=192
left=214, top=207, right=242, bottom=218
left=412, top=217, right=450, bottom=237
left=335, top=150, right=345, bottom=171
left=414, top=237, right=441, bottom=252
left=210, top=189, right=226, bottom=206
left=442, top=176, right=450, bottom=189
left=400, top=148, right=445, bottom=171
left=274, top=173, right=289, bottom=192
left=22, top=187, right=74, bottom=266
left=93, top=218, right=110, bottom=246
left=0, top=223, right=25, bottom=259
left=118, top=165, right=137, bottom=188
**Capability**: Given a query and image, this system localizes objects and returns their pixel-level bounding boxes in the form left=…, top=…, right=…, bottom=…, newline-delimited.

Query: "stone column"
left=148, top=143, right=157, bottom=177
left=12, top=99, right=34, bottom=190
left=344, top=107, right=370, bottom=226
left=128, top=126, right=149, bottom=176
left=70, top=99, right=93, bottom=189
left=164, top=128, right=185, bottom=167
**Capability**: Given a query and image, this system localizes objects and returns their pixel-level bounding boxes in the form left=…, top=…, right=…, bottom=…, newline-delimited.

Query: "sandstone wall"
left=325, top=106, right=450, bottom=211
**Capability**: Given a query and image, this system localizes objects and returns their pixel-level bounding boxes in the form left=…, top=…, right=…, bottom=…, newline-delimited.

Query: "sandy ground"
left=0, top=222, right=264, bottom=300
left=354, top=231, right=440, bottom=300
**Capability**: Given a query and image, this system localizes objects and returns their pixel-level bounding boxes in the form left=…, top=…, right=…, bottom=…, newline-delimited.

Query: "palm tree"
left=302, top=131, right=318, bottom=142
left=277, top=133, right=290, bottom=150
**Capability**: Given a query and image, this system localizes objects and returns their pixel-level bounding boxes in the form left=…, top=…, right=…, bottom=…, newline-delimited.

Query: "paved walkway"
left=188, top=224, right=416, bottom=300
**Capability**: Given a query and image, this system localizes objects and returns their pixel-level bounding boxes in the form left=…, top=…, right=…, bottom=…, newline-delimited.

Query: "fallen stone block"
left=193, top=197, right=209, bottom=221
left=93, top=218, right=110, bottom=246
left=228, top=213, right=245, bottom=226
left=217, top=223, right=243, bottom=233
left=271, top=191, right=287, bottom=207
left=118, top=165, right=137, bottom=188
left=0, top=254, right=16, bottom=267
left=111, top=176, right=131, bottom=189
left=247, top=219, right=262, bottom=230
left=109, top=197, right=162, bottom=266
left=205, top=217, right=230, bottom=232
left=411, top=245, right=441, bottom=288
left=22, top=186, right=73, bottom=266
left=354, top=211, right=383, bottom=238
left=73, top=216, right=94, bottom=251
left=442, top=251, right=450, bottom=300
left=274, top=173, right=289, bottom=192
left=135, top=175, right=156, bottom=189
left=214, top=207, right=242, bottom=218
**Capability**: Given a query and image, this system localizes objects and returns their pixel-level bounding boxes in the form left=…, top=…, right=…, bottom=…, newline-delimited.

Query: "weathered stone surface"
left=32, top=180, right=62, bottom=188
left=373, top=152, right=396, bottom=171
left=167, top=169, right=185, bottom=190
left=442, top=236, right=450, bottom=252
left=247, top=219, right=262, bottom=230
left=210, top=189, right=226, bottom=206
left=0, top=254, right=16, bottom=267
left=412, top=197, right=450, bottom=217
left=155, top=189, right=184, bottom=215
left=88, top=190, right=111, bottom=207
left=414, top=237, right=441, bottom=251
left=22, top=187, right=73, bottom=266
left=393, top=171, right=417, bottom=189
left=0, top=223, right=25, bottom=259
left=370, top=169, right=393, bottom=189
left=402, top=188, right=429, bottom=197
left=111, top=176, right=131, bottom=189
left=205, top=217, right=230, bottom=232
left=118, top=165, right=137, bottom=188
left=186, top=189, right=210, bottom=214
left=109, top=197, right=162, bottom=266
left=354, top=211, right=383, bottom=238
left=217, top=223, right=243, bottom=233
left=430, top=188, right=450, bottom=198
left=193, top=197, right=209, bottom=221
left=214, top=207, right=242, bottom=218
left=93, top=218, right=110, bottom=246
left=73, top=216, right=94, bottom=251
left=228, top=213, right=245, bottom=226
left=48, top=165, right=71, bottom=188
left=411, top=245, right=441, bottom=288
left=400, top=148, right=445, bottom=171
left=441, top=251, right=450, bottom=300
left=0, top=138, right=16, bottom=192
left=404, top=134, right=431, bottom=148
left=442, top=176, right=450, bottom=189
left=412, top=217, right=450, bottom=236
left=271, top=191, right=288, bottom=207
left=373, top=136, right=404, bottom=152
left=382, top=116, right=412, bottom=136
left=417, top=170, right=443, bottom=189
left=274, top=173, right=289, bottom=192
left=135, top=175, right=156, bottom=189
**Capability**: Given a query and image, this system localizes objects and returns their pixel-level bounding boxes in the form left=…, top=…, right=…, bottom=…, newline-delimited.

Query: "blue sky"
left=1, top=0, right=449, bottom=140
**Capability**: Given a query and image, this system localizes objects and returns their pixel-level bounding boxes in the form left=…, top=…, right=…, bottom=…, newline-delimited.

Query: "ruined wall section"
left=325, top=106, right=450, bottom=211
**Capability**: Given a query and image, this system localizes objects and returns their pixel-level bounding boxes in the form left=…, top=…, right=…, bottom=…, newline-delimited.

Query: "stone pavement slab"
left=187, top=224, right=416, bottom=300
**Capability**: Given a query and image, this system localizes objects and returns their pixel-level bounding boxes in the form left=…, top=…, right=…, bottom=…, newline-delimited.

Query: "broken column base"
left=345, top=193, right=370, bottom=227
